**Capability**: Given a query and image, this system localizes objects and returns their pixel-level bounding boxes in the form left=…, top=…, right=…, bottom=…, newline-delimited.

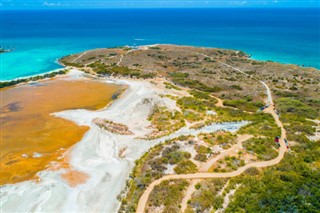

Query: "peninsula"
left=1, top=45, right=319, bottom=213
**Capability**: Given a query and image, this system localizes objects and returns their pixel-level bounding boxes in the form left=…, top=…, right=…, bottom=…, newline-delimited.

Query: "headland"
left=1, top=45, right=319, bottom=212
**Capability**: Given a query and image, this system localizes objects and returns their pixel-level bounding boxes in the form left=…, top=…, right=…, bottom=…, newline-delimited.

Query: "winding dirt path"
left=135, top=52, right=287, bottom=213
left=180, top=134, right=252, bottom=212
left=200, top=134, right=253, bottom=172
left=211, top=95, right=224, bottom=108
left=72, top=51, right=88, bottom=63
left=180, top=179, right=201, bottom=212
left=136, top=116, right=286, bottom=212
left=117, top=49, right=135, bottom=66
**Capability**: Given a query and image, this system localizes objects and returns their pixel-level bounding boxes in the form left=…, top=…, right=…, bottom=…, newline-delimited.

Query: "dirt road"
left=135, top=52, right=287, bottom=213
left=136, top=117, right=286, bottom=212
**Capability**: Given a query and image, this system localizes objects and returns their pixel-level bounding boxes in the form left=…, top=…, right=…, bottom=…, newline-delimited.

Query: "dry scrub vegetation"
left=60, top=45, right=319, bottom=213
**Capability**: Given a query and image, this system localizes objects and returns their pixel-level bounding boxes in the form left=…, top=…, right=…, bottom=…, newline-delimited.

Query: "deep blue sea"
left=1, top=8, right=320, bottom=80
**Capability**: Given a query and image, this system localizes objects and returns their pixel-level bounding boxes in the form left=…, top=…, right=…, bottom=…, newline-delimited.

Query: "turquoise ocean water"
left=1, top=8, right=320, bottom=80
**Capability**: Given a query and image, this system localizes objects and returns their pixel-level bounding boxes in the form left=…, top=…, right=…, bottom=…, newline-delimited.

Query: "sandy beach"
left=0, top=70, right=248, bottom=212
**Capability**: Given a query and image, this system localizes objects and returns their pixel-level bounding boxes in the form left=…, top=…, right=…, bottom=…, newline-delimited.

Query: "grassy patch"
left=164, top=82, right=181, bottom=90
left=188, top=90, right=211, bottom=99
left=162, top=145, right=191, bottom=165
left=213, top=156, right=245, bottom=172
left=59, top=56, right=84, bottom=67
left=0, top=69, right=68, bottom=88
left=174, top=160, right=198, bottom=174
left=169, top=73, right=222, bottom=92
left=147, top=106, right=185, bottom=138
left=88, top=62, right=156, bottom=78
left=224, top=140, right=320, bottom=212
left=243, top=137, right=278, bottom=160
left=223, top=97, right=264, bottom=112
left=238, top=113, right=281, bottom=137
left=177, top=96, right=217, bottom=113
left=200, top=132, right=237, bottom=149
left=119, top=137, right=194, bottom=212
left=186, top=179, right=228, bottom=213
left=276, top=98, right=318, bottom=119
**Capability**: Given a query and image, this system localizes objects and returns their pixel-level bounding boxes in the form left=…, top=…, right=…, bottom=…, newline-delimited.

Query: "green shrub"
left=169, top=72, right=189, bottom=78
left=243, top=137, right=278, bottom=160
left=171, top=76, right=221, bottom=93
left=276, top=98, right=318, bottom=119
left=188, top=179, right=228, bottom=212
left=230, top=85, right=243, bottom=90
left=162, top=149, right=191, bottom=165
left=189, top=90, right=210, bottom=99
left=88, top=62, right=156, bottom=78
left=148, top=46, right=161, bottom=50
left=223, top=99, right=264, bottom=112
left=174, top=160, right=197, bottom=174
left=225, top=140, right=320, bottom=213
left=148, top=180, right=188, bottom=213
left=195, top=153, right=208, bottom=162
left=164, top=82, right=181, bottom=90
left=177, top=96, right=217, bottom=113
left=195, top=183, right=202, bottom=190
left=0, top=70, right=68, bottom=88
left=195, top=145, right=211, bottom=154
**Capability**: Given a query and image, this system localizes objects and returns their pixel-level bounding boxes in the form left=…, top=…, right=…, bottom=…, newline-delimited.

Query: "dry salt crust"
left=0, top=70, right=248, bottom=213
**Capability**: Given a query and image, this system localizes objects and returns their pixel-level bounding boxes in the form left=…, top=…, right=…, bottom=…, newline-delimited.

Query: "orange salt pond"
left=0, top=78, right=123, bottom=185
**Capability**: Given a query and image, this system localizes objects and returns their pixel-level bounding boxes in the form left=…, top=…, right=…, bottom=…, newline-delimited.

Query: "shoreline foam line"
left=0, top=68, right=69, bottom=82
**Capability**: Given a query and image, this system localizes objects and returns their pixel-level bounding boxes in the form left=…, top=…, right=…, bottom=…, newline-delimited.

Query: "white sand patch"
left=176, top=140, right=198, bottom=159
left=217, top=180, right=230, bottom=196
left=57, top=69, right=86, bottom=80
left=163, top=164, right=176, bottom=175
left=212, top=145, right=224, bottom=154
left=160, top=95, right=180, bottom=111
left=217, top=184, right=240, bottom=213
left=206, top=110, right=217, bottom=115
left=307, top=119, right=320, bottom=142
left=0, top=76, right=249, bottom=213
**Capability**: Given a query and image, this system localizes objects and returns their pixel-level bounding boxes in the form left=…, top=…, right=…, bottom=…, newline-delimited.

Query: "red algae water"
left=0, top=78, right=122, bottom=185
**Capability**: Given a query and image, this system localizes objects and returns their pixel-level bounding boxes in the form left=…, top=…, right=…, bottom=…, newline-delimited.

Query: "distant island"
left=0, top=47, right=14, bottom=53
left=1, top=45, right=319, bottom=213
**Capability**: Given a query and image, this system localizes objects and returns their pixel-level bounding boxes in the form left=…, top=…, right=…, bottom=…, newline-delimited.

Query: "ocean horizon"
left=2, top=8, right=320, bottom=80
